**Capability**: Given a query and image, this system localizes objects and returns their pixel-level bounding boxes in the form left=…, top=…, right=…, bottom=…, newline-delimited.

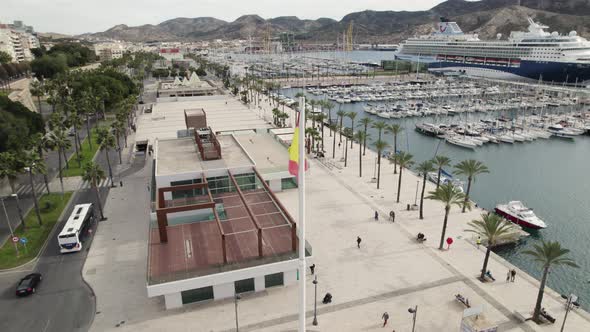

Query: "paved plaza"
left=83, top=95, right=590, bottom=331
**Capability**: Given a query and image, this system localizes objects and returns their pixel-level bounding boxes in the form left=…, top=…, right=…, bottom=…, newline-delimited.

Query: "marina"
left=276, top=71, right=590, bottom=306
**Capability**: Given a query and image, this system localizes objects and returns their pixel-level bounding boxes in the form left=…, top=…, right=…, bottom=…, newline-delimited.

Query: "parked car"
left=16, top=273, right=42, bottom=297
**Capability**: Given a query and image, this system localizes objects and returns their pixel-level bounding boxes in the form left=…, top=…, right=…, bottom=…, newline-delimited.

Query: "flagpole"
left=298, top=96, right=306, bottom=332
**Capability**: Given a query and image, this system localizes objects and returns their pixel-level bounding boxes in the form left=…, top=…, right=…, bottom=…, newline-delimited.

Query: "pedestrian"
left=374, top=211, right=379, bottom=221
left=389, top=210, right=395, bottom=222
left=510, top=269, right=516, bottom=282
left=476, top=236, right=481, bottom=249
left=119, top=180, right=123, bottom=187
left=382, top=312, right=389, bottom=327
left=506, top=270, right=510, bottom=282
left=310, top=264, right=315, bottom=275
left=147, top=184, right=150, bottom=191
left=357, top=236, right=362, bottom=249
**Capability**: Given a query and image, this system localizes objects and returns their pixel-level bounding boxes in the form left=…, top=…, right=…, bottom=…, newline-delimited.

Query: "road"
left=0, top=185, right=109, bottom=332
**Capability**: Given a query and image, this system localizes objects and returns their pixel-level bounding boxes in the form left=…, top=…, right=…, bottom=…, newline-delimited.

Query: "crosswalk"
left=14, top=178, right=112, bottom=197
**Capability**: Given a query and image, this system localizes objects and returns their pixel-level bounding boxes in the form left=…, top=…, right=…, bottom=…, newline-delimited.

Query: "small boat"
left=427, top=172, right=464, bottom=193
left=446, top=136, right=477, bottom=150
left=415, top=123, right=445, bottom=137
left=495, top=201, right=547, bottom=229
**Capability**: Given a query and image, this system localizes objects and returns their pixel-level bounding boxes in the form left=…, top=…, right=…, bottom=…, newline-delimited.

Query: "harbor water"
left=279, top=64, right=590, bottom=307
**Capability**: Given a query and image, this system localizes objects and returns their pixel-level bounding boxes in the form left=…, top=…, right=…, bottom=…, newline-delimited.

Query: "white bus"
left=57, top=203, right=95, bottom=253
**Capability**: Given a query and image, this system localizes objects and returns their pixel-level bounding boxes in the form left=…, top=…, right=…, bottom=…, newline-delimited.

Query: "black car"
left=16, top=273, right=42, bottom=297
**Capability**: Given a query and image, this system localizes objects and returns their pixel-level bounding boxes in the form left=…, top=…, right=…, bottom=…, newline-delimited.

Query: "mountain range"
left=80, top=0, right=590, bottom=43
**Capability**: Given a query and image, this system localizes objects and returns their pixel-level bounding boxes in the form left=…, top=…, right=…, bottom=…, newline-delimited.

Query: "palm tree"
left=416, top=160, right=436, bottom=219
left=346, top=112, right=357, bottom=148
left=371, top=120, right=387, bottom=141
left=111, top=121, right=125, bottom=164
left=523, top=241, right=578, bottom=322
left=354, top=131, right=367, bottom=177
left=466, top=213, right=518, bottom=280
left=432, top=155, right=452, bottom=189
left=390, top=152, right=414, bottom=203
left=29, top=80, right=44, bottom=112
left=96, top=127, right=116, bottom=187
left=0, top=152, right=25, bottom=227
left=336, top=109, right=346, bottom=143
left=454, top=159, right=490, bottom=213
left=30, top=133, right=52, bottom=194
left=386, top=124, right=403, bottom=174
left=374, top=140, right=389, bottom=189
left=426, top=183, right=470, bottom=250
left=82, top=161, right=107, bottom=220
left=323, top=101, right=335, bottom=137
left=315, top=112, right=327, bottom=150
left=358, top=117, right=372, bottom=155
left=23, top=150, right=46, bottom=226
left=68, top=110, right=84, bottom=168
left=79, top=90, right=94, bottom=150
left=48, top=129, right=71, bottom=195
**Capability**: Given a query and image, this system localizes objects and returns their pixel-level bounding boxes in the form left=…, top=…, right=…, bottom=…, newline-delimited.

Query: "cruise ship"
left=396, top=18, right=590, bottom=84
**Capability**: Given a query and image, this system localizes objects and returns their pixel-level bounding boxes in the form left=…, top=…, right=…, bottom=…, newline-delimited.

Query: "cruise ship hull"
left=428, top=60, right=590, bottom=84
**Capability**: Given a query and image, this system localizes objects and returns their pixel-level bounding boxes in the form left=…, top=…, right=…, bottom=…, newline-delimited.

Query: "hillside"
left=80, top=0, right=590, bottom=42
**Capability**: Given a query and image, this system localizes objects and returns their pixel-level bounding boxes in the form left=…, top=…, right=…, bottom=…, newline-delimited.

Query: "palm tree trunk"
left=393, top=135, right=398, bottom=174
left=533, top=267, right=550, bottom=322
left=321, top=123, right=325, bottom=150
left=36, top=96, right=42, bottom=113
left=350, top=120, right=354, bottom=148
left=363, top=125, right=368, bottom=156
left=28, top=170, right=42, bottom=226
left=38, top=147, right=50, bottom=194
left=116, top=135, right=122, bottom=164
left=344, top=137, right=348, bottom=167
left=377, top=154, right=382, bottom=189
left=105, top=149, right=114, bottom=186
left=94, top=183, right=105, bottom=220
left=480, top=247, right=492, bottom=280
left=359, top=142, right=362, bottom=177
left=439, top=206, right=450, bottom=249
left=420, top=173, right=427, bottom=219
left=9, top=180, right=25, bottom=228
left=73, top=127, right=81, bottom=168
left=63, top=148, right=69, bottom=169
left=86, top=115, right=92, bottom=150
left=396, top=167, right=403, bottom=203
left=436, top=167, right=442, bottom=189
left=58, top=151, right=64, bottom=196
left=463, top=177, right=472, bottom=213
left=332, top=128, right=336, bottom=159
left=339, top=117, right=343, bottom=142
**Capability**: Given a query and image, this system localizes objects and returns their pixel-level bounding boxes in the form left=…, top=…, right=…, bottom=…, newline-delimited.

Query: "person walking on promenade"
left=506, top=270, right=511, bottom=282
left=389, top=210, right=395, bottom=222
left=374, top=211, right=379, bottom=221
left=310, top=264, right=315, bottom=275
left=476, top=236, right=482, bottom=249
left=357, top=236, right=362, bottom=248
left=510, top=269, right=516, bottom=282
left=382, top=312, right=389, bottom=327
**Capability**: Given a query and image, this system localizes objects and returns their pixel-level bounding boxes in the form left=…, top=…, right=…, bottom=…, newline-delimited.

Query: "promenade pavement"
left=83, top=93, right=590, bottom=331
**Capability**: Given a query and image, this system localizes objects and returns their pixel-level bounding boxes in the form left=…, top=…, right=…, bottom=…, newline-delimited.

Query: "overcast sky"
left=1, top=0, right=448, bottom=35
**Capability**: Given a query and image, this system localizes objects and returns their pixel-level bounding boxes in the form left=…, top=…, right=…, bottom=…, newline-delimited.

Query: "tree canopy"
left=0, top=95, right=44, bottom=152
left=0, top=51, right=12, bottom=64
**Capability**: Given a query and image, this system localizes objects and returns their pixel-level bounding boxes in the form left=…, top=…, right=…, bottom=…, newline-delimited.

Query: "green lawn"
left=0, top=192, right=73, bottom=269
left=62, top=128, right=100, bottom=177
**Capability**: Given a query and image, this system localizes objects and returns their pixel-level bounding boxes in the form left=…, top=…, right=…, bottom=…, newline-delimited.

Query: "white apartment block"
left=0, top=22, right=39, bottom=62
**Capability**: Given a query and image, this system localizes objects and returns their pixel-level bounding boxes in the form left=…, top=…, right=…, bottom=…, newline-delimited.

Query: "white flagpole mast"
left=298, top=96, right=306, bottom=332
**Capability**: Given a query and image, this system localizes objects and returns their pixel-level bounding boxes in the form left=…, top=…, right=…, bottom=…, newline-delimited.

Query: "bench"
left=540, top=310, right=556, bottom=324
left=455, top=294, right=471, bottom=308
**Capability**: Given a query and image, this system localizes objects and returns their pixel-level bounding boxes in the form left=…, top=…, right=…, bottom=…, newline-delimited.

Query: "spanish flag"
left=288, top=113, right=308, bottom=176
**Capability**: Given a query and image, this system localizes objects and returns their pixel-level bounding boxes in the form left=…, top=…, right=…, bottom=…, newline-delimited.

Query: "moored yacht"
left=495, top=201, right=547, bottom=229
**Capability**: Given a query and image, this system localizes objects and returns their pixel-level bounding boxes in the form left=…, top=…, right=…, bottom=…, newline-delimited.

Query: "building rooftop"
left=148, top=171, right=304, bottom=285
left=233, top=132, right=290, bottom=175
left=136, top=96, right=273, bottom=143
left=155, top=135, right=253, bottom=177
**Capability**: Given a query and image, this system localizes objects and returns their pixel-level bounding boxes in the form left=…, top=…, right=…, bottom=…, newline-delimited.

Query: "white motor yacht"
left=495, top=201, right=547, bottom=229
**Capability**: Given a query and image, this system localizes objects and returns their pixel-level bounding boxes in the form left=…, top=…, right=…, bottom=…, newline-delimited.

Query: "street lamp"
left=312, top=275, right=318, bottom=326
left=234, top=293, right=241, bottom=332
left=408, top=305, right=418, bottom=332
left=560, top=294, right=578, bottom=332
